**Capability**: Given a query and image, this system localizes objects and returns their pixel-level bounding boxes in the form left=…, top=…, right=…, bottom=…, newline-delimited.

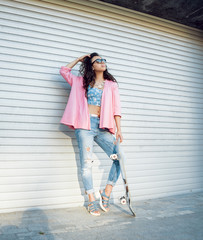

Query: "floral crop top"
left=87, top=85, right=103, bottom=106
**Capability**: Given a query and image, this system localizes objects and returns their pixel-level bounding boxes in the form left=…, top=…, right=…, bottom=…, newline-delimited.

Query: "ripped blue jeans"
left=74, top=114, right=122, bottom=195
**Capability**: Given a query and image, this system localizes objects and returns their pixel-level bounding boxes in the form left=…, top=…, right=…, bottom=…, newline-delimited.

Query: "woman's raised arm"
left=65, top=54, right=91, bottom=68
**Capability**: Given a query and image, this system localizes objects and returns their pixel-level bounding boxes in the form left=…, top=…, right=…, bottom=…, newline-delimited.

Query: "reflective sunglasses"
left=92, top=58, right=107, bottom=64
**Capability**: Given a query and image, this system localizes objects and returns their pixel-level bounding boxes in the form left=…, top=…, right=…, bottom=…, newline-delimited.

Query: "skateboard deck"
left=115, top=137, right=136, bottom=217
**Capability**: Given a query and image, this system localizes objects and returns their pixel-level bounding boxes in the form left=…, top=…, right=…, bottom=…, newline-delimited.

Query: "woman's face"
left=91, top=56, right=107, bottom=72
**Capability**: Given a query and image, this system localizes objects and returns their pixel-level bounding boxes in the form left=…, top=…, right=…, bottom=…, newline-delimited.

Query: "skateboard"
left=114, top=137, right=136, bottom=217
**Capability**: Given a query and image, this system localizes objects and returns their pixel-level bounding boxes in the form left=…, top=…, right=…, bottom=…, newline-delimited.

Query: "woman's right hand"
left=65, top=54, right=91, bottom=69
left=77, top=54, right=91, bottom=62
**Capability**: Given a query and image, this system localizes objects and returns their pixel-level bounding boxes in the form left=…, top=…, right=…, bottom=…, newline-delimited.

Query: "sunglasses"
left=92, top=58, right=107, bottom=65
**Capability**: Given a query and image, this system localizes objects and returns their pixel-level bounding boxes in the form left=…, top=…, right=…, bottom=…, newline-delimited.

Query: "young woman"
left=59, top=52, right=124, bottom=216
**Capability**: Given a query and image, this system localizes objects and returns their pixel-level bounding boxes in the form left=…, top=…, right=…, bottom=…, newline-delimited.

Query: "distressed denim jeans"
left=74, top=114, right=122, bottom=195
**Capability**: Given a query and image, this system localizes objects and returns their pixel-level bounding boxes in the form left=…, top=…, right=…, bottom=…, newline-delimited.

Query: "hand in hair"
left=65, top=54, right=90, bottom=68
left=78, top=54, right=91, bottom=62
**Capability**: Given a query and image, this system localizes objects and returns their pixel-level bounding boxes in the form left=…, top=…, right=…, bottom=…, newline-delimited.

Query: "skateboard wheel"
left=120, top=196, right=126, bottom=205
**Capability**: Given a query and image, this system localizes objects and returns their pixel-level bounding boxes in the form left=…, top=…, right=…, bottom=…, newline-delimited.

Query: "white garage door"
left=0, top=0, right=203, bottom=213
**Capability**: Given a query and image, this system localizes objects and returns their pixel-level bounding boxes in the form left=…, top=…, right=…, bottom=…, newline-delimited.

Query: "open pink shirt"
left=59, top=66, right=122, bottom=135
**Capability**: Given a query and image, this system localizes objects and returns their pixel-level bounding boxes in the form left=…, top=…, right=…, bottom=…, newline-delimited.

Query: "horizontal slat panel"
left=1, top=72, right=203, bottom=94
left=0, top=154, right=201, bottom=163
left=1, top=38, right=203, bottom=71
left=0, top=127, right=203, bottom=140
left=1, top=114, right=203, bottom=126
left=1, top=91, right=203, bottom=108
left=1, top=176, right=202, bottom=200
left=1, top=43, right=202, bottom=80
left=0, top=16, right=202, bottom=61
left=0, top=117, right=202, bottom=132
left=1, top=105, right=203, bottom=119
left=0, top=166, right=202, bottom=179
left=1, top=94, right=203, bottom=113
left=1, top=173, right=202, bottom=189
left=1, top=75, right=203, bottom=99
left=1, top=137, right=203, bottom=147
left=1, top=146, right=203, bottom=156
left=2, top=0, right=203, bottom=41
left=1, top=157, right=202, bottom=169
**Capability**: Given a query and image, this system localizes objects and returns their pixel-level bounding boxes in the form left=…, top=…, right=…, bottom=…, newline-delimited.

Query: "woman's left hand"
left=115, top=131, right=123, bottom=144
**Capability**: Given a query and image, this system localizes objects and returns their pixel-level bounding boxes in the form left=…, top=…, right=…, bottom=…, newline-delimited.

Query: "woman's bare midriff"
left=88, top=83, right=105, bottom=117
left=88, top=104, right=101, bottom=116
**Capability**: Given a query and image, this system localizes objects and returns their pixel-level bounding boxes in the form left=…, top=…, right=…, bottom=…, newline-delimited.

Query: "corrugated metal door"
left=0, top=0, right=203, bottom=213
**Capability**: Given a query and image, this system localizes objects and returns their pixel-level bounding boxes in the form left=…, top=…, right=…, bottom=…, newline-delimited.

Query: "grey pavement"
left=0, top=191, right=203, bottom=240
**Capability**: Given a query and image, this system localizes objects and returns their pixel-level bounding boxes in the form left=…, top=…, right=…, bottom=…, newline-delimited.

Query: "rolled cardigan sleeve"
left=59, top=66, right=78, bottom=86
left=113, top=82, right=122, bottom=118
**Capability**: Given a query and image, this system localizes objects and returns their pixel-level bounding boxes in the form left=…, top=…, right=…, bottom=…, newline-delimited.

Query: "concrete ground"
left=0, top=191, right=203, bottom=240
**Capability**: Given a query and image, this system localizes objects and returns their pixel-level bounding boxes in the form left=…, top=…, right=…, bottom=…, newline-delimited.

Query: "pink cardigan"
left=59, top=66, right=122, bottom=135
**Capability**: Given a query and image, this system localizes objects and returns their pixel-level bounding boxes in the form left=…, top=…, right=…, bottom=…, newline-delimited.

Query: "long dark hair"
left=79, top=52, right=117, bottom=98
